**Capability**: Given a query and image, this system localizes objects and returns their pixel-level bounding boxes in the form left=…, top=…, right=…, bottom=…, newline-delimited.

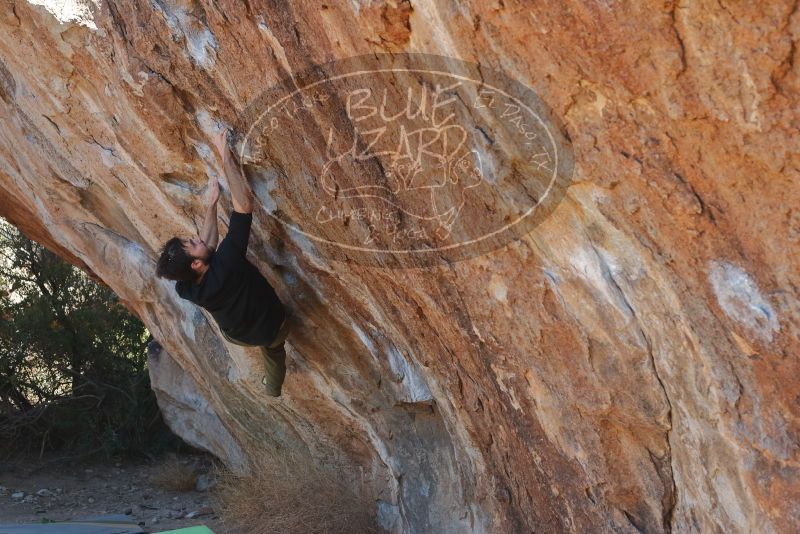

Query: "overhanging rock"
left=0, top=1, right=798, bottom=532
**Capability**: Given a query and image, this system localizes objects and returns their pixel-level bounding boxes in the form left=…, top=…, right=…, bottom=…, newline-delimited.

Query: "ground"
left=0, top=452, right=227, bottom=533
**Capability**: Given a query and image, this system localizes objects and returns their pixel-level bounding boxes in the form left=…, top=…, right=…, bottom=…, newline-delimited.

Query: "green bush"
left=0, top=218, right=182, bottom=458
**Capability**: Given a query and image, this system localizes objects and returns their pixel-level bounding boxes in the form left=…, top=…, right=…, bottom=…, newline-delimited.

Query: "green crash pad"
left=154, top=528, right=214, bottom=534
left=0, top=517, right=214, bottom=534
left=0, top=515, right=143, bottom=534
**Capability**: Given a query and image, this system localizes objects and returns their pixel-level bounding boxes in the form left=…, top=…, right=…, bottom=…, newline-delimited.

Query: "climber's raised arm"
left=200, top=176, right=220, bottom=250
left=158, top=127, right=288, bottom=397
left=213, top=129, right=253, bottom=214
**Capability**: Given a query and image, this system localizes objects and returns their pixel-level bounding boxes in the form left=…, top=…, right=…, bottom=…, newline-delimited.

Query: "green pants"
left=222, top=316, right=292, bottom=397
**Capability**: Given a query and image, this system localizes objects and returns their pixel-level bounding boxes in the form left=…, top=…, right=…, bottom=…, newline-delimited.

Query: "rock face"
left=0, top=1, right=798, bottom=532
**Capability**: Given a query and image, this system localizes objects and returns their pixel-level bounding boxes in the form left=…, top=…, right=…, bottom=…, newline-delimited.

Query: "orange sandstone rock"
left=0, top=1, right=797, bottom=532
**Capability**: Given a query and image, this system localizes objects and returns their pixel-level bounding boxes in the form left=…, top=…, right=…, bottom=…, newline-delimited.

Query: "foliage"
left=0, top=218, right=181, bottom=458
left=214, top=450, right=379, bottom=534
left=150, top=454, right=200, bottom=491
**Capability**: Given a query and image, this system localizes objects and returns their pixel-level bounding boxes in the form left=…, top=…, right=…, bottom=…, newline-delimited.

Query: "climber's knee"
left=260, top=318, right=290, bottom=396
left=261, top=374, right=284, bottom=397
left=261, top=345, right=286, bottom=397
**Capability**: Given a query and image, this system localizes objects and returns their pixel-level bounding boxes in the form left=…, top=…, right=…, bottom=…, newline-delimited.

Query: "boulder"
left=0, top=1, right=797, bottom=532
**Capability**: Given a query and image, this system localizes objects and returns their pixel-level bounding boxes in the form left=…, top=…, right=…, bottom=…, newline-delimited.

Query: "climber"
left=155, top=128, right=291, bottom=397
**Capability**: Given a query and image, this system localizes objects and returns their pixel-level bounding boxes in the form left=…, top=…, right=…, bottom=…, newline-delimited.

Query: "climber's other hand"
left=207, top=176, right=220, bottom=204
left=213, top=128, right=230, bottom=160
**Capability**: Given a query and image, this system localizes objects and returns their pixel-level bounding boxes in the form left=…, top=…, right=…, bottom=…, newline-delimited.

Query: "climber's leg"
left=261, top=344, right=286, bottom=397
left=260, top=316, right=292, bottom=397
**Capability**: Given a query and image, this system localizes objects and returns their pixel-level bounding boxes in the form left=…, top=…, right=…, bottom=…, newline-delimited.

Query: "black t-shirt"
left=175, top=211, right=285, bottom=346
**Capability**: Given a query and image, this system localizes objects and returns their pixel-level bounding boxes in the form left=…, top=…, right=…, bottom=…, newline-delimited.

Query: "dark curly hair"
left=155, top=237, right=196, bottom=282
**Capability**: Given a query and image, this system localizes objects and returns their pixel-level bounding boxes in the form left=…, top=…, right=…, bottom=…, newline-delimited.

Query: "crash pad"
left=0, top=515, right=144, bottom=534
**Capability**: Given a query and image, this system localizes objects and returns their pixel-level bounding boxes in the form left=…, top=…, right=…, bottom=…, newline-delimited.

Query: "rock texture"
left=1, top=1, right=798, bottom=532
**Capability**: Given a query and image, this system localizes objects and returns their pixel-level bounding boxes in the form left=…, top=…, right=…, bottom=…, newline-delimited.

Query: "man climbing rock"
left=155, top=128, right=290, bottom=397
